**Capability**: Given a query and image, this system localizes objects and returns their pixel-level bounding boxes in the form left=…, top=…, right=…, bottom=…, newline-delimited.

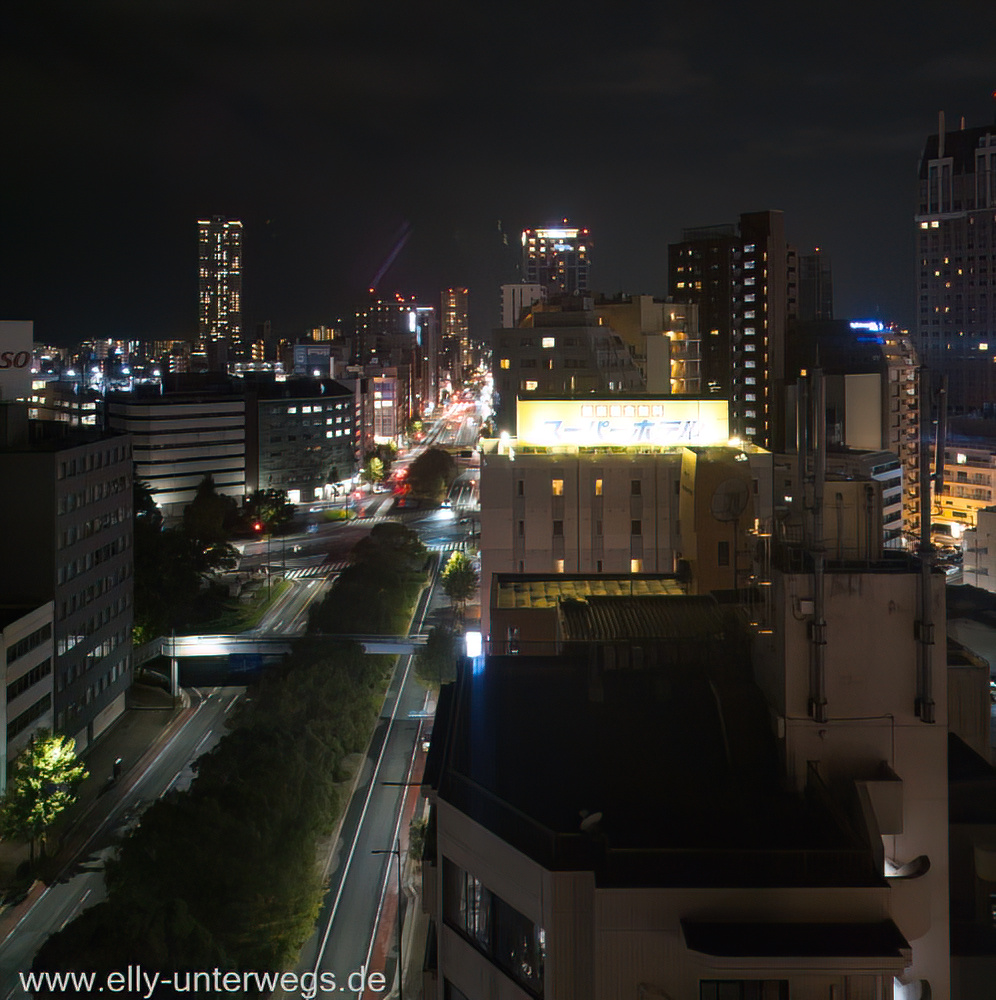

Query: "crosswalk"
left=283, top=558, right=350, bottom=580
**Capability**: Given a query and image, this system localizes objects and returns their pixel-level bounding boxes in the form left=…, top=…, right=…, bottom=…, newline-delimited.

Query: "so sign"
left=0, top=321, right=34, bottom=401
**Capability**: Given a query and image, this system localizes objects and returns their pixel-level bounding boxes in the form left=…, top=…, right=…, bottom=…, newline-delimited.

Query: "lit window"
left=287, top=407, right=297, bottom=414
left=500, top=358, right=510, bottom=369
left=524, top=380, right=538, bottom=391
left=555, top=559, right=565, bottom=573
left=552, top=479, right=564, bottom=496
left=957, top=453, right=967, bottom=464
left=931, top=220, right=940, bottom=228
left=630, top=558, right=643, bottom=573
left=920, top=222, right=929, bottom=229
left=594, top=478, right=603, bottom=496
left=542, top=337, right=555, bottom=349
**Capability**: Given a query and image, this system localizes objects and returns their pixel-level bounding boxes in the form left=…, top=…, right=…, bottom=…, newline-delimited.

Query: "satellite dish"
left=711, top=478, right=750, bottom=522
left=579, top=811, right=603, bottom=832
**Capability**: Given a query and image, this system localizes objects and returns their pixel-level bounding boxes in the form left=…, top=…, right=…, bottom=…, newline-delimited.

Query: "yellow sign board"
left=516, top=398, right=729, bottom=448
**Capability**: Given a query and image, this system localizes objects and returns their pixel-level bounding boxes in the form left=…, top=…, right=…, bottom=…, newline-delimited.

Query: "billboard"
left=0, top=321, right=34, bottom=402
left=515, top=397, right=730, bottom=448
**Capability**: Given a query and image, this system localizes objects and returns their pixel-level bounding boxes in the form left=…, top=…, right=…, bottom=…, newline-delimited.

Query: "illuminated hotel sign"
left=516, top=398, right=729, bottom=448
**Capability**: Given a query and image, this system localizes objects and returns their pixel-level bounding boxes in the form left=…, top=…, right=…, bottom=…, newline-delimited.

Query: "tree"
left=361, top=455, right=384, bottom=485
left=441, top=550, right=478, bottom=621
left=183, top=475, right=238, bottom=547
left=414, top=626, right=457, bottom=690
left=133, top=478, right=162, bottom=528
left=406, top=447, right=456, bottom=500
left=0, top=731, right=88, bottom=864
left=242, top=489, right=295, bottom=531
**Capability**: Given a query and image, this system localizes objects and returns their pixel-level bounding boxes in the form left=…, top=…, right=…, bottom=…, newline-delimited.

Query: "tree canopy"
left=241, top=489, right=295, bottom=531
left=1, top=731, right=87, bottom=863
left=441, top=549, right=478, bottom=619
left=406, top=447, right=456, bottom=500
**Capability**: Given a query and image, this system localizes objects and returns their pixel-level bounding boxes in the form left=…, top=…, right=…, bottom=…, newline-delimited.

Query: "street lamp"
left=371, top=837, right=403, bottom=1000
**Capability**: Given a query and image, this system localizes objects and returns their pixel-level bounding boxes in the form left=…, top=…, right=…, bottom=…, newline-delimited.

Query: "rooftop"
left=492, top=574, right=685, bottom=610
left=428, top=646, right=882, bottom=887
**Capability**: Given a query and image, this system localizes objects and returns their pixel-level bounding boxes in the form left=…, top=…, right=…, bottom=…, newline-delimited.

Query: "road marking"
left=312, top=564, right=435, bottom=974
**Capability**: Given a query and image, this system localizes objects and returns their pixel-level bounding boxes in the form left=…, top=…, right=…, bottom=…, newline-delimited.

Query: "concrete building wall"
left=432, top=797, right=910, bottom=1000
left=755, top=566, right=950, bottom=994
left=0, top=602, right=55, bottom=793
left=106, top=397, right=245, bottom=515
left=0, top=435, right=133, bottom=749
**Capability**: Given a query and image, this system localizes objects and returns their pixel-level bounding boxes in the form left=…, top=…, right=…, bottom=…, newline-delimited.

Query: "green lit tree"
left=361, top=455, right=385, bottom=485
left=1, top=731, right=88, bottom=864
left=441, top=550, right=478, bottom=621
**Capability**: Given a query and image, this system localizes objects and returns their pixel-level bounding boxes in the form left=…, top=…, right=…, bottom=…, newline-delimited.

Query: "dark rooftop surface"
left=430, top=646, right=882, bottom=887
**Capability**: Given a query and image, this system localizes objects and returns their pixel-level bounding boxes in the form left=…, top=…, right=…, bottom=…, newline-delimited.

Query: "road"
left=0, top=687, right=244, bottom=999
left=291, top=566, right=439, bottom=997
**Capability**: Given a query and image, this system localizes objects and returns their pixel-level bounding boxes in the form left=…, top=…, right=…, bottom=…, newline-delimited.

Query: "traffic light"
left=253, top=521, right=264, bottom=533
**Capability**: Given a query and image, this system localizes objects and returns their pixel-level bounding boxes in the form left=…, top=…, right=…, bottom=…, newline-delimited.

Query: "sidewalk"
left=0, top=682, right=193, bottom=940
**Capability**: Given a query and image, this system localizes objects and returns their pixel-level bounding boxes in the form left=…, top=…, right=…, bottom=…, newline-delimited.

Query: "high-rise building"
left=197, top=216, right=244, bottom=370
left=915, top=114, right=996, bottom=413
left=669, top=211, right=797, bottom=449
left=798, top=247, right=834, bottom=321
left=522, top=223, right=590, bottom=295
left=0, top=409, right=134, bottom=750
left=441, top=287, right=470, bottom=389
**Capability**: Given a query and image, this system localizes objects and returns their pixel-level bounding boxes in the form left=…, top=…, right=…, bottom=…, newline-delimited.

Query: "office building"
left=590, top=294, right=701, bottom=395
left=197, top=216, right=244, bottom=370
left=104, top=379, right=246, bottom=516
left=962, top=505, right=996, bottom=590
left=669, top=211, right=797, bottom=448
left=441, top=287, right=470, bottom=390
left=0, top=410, right=133, bottom=750
left=915, top=115, right=996, bottom=413
left=245, top=377, right=356, bottom=502
left=782, top=322, right=921, bottom=543
left=354, top=292, right=437, bottom=419
left=798, top=248, right=834, bottom=322
left=500, top=283, right=546, bottom=329
left=492, top=309, right=643, bottom=434
left=1, top=602, right=55, bottom=793
left=522, top=224, right=590, bottom=295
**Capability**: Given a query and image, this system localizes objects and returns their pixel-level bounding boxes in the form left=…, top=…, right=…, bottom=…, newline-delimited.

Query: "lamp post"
left=371, top=837, right=403, bottom=1000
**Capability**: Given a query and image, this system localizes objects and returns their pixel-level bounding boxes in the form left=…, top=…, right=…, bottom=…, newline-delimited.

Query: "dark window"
left=517, top=480, right=524, bottom=496
left=443, top=858, right=545, bottom=997
left=518, top=521, right=524, bottom=536
left=6, top=624, right=52, bottom=665
left=7, top=659, right=52, bottom=702
left=631, top=479, right=641, bottom=496
left=553, top=520, right=564, bottom=536
left=700, top=981, right=788, bottom=1000
left=631, top=520, right=642, bottom=536
left=718, top=540, right=730, bottom=566
left=7, top=693, right=52, bottom=740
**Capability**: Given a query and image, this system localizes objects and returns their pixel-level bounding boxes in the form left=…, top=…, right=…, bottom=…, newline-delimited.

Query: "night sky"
left=2, top=1, right=995, bottom=346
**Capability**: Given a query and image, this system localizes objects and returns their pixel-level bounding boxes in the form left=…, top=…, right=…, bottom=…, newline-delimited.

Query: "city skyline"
left=2, top=3, right=995, bottom=344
